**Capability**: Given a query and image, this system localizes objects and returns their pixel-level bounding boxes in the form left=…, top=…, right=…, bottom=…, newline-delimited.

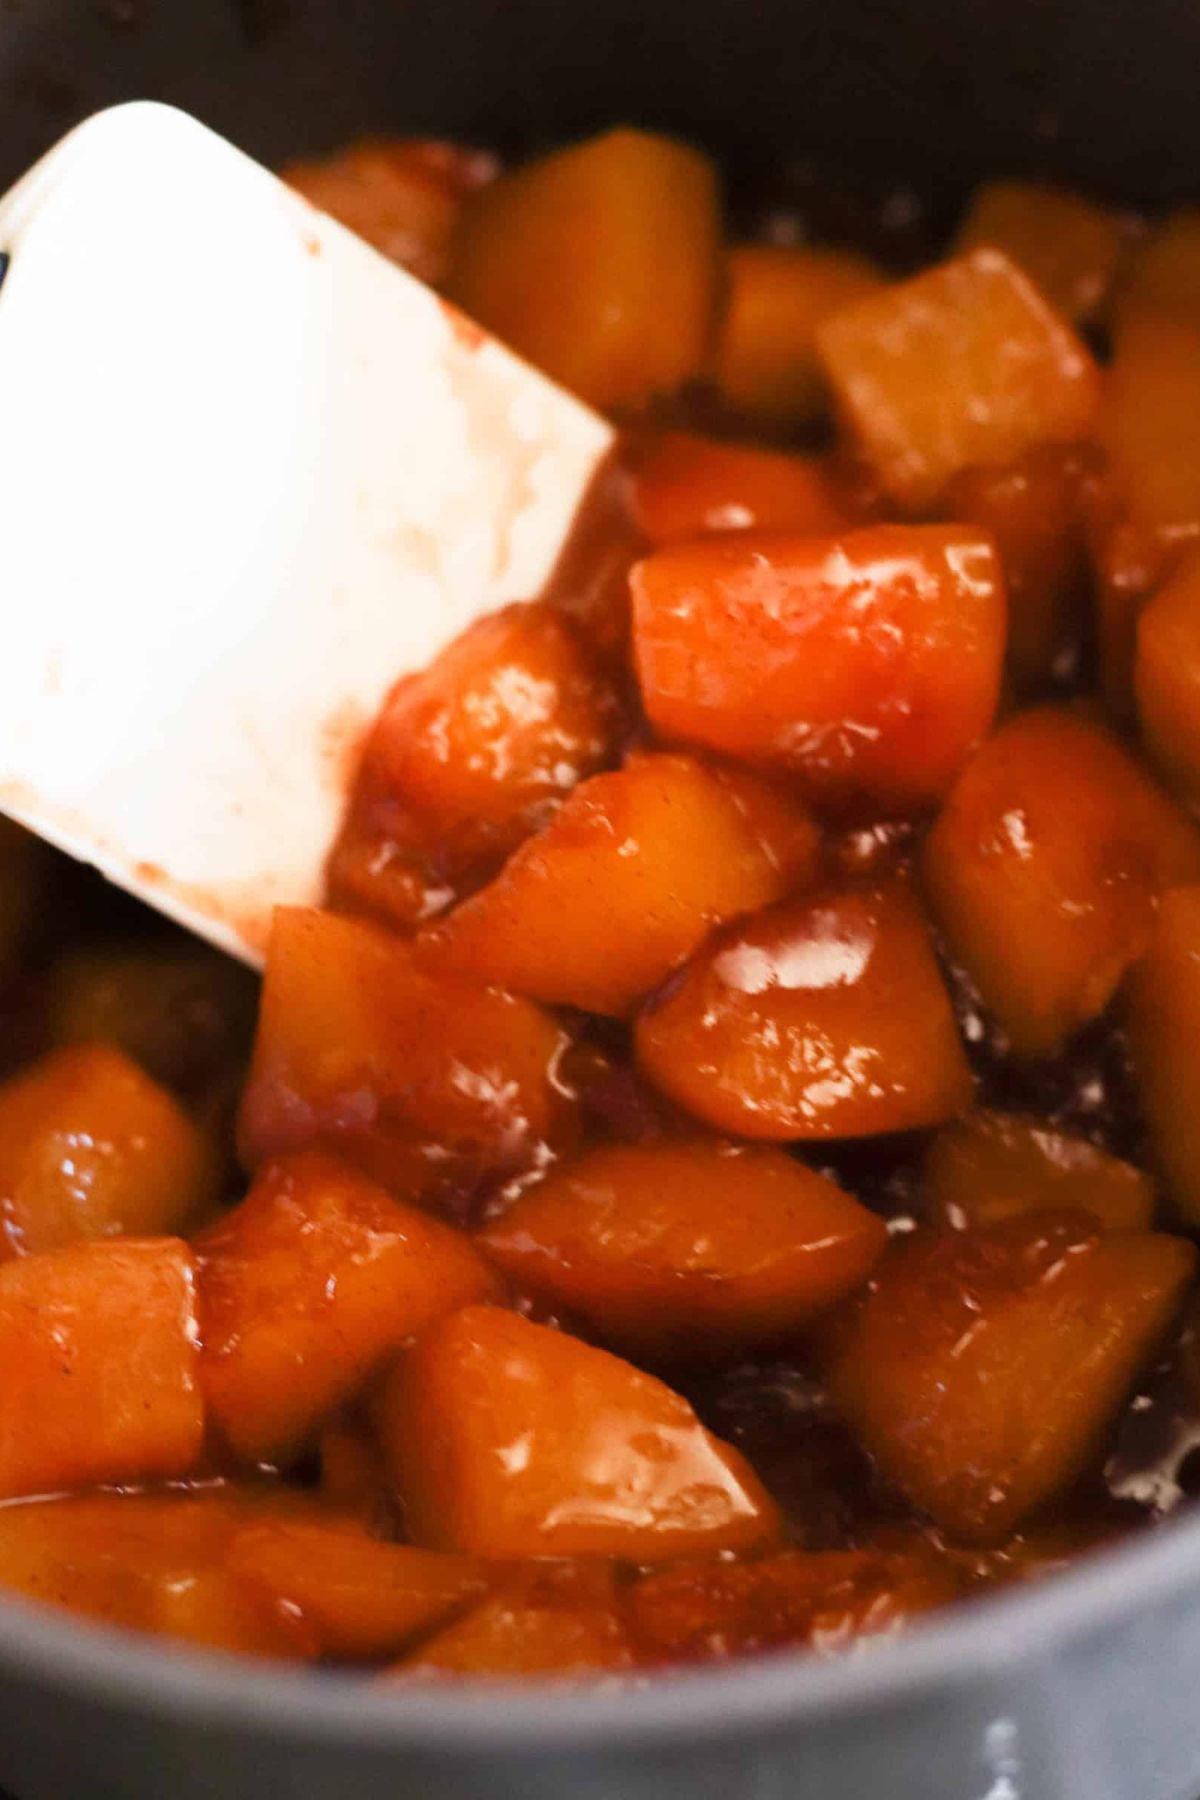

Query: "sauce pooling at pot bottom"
left=0, top=129, right=1197, bottom=1680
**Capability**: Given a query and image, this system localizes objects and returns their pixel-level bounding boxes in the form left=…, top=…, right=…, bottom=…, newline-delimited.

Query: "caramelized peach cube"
left=817, top=250, right=1100, bottom=509
left=196, top=1151, right=499, bottom=1465
left=480, top=1140, right=886, bottom=1360
left=379, top=1306, right=779, bottom=1560
left=449, top=128, right=721, bottom=412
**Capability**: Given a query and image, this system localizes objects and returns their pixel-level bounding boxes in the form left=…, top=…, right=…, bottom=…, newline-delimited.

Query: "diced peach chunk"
left=196, top=1151, right=499, bottom=1465
left=632, top=526, right=1005, bottom=809
left=825, top=1214, right=1195, bottom=1542
left=237, top=908, right=576, bottom=1196
left=817, top=250, right=1100, bottom=509
left=0, top=1489, right=319, bottom=1660
left=627, top=432, right=847, bottom=545
left=431, top=753, right=819, bottom=1016
left=448, top=129, right=721, bottom=412
left=923, top=707, right=1200, bottom=1056
left=628, top=1544, right=965, bottom=1663
left=713, top=244, right=885, bottom=426
left=379, top=1306, right=779, bottom=1560
left=283, top=137, right=496, bottom=285
left=0, top=1238, right=202, bottom=1499
left=0, top=1044, right=219, bottom=1258
left=1126, top=886, right=1200, bottom=1224
left=938, top=445, right=1095, bottom=691
left=45, top=937, right=258, bottom=1096
left=923, top=1110, right=1154, bottom=1234
left=363, top=601, right=622, bottom=866
left=954, top=182, right=1123, bottom=324
left=1113, top=209, right=1200, bottom=332
left=635, top=880, right=971, bottom=1140
left=398, top=1577, right=633, bottom=1678
left=228, top=1520, right=485, bottom=1659
left=1098, top=314, right=1200, bottom=544
left=1135, top=548, right=1200, bottom=804
left=480, top=1140, right=886, bottom=1360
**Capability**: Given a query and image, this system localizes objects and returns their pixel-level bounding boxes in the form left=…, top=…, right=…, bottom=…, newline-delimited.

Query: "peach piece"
left=0, top=1238, right=202, bottom=1500
left=448, top=129, right=721, bottom=412
left=1135, top=548, right=1200, bottom=804
left=0, top=1044, right=220, bottom=1258
left=1113, top=209, right=1200, bottom=332
left=0, top=1489, right=319, bottom=1660
left=237, top=908, right=576, bottom=1196
left=923, top=706, right=1200, bottom=1056
left=480, top=1140, right=886, bottom=1360
left=635, top=879, right=971, bottom=1141
left=825, top=1214, right=1195, bottom=1542
left=1096, top=312, right=1200, bottom=567
left=379, top=1306, right=780, bottom=1560
left=628, top=1543, right=965, bottom=1663
left=817, top=250, right=1100, bottom=509
left=283, top=137, right=495, bottom=285
left=228, top=1520, right=485, bottom=1659
left=627, top=432, right=848, bottom=545
left=398, top=1576, right=633, bottom=1678
left=922, top=1110, right=1154, bottom=1234
left=45, top=937, right=258, bottom=1096
left=196, top=1151, right=499, bottom=1465
left=431, top=753, right=819, bottom=1016
left=938, top=445, right=1095, bottom=691
left=631, top=526, right=1005, bottom=809
left=362, top=601, right=622, bottom=865
left=713, top=243, right=885, bottom=426
left=1126, top=885, right=1200, bottom=1224
left=954, top=182, right=1122, bottom=324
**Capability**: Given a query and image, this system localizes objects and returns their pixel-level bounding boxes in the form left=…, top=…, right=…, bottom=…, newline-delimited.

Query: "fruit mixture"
left=1, top=128, right=1200, bottom=1684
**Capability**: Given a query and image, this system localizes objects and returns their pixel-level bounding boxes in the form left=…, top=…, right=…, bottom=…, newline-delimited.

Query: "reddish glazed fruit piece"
left=954, top=182, right=1123, bottom=325
left=196, top=1152, right=499, bottom=1466
left=479, top=1140, right=887, bottom=1361
left=628, top=1544, right=966, bottom=1663
left=627, top=432, right=848, bottom=546
left=635, top=880, right=971, bottom=1141
left=0, top=1238, right=202, bottom=1500
left=45, top=938, right=258, bottom=1097
left=817, top=250, right=1100, bottom=509
left=1126, top=886, right=1200, bottom=1225
left=712, top=244, right=886, bottom=427
left=938, top=445, right=1095, bottom=691
left=237, top=908, right=576, bottom=1196
left=362, top=601, right=622, bottom=866
left=1135, top=549, right=1200, bottom=804
left=1096, top=314, right=1200, bottom=569
left=398, top=1573, right=633, bottom=1679
left=379, top=1306, right=780, bottom=1560
left=631, top=526, right=1005, bottom=810
left=0, top=1489, right=321, bottom=1660
left=0, top=1044, right=219, bottom=1259
left=825, top=1214, right=1196, bottom=1543
left=283, top=137, right=496, bottom=285
left=431, top=753, right=819, bottom=1017
left=448, top=128, right=721, bottom=413
left=1113, top=209, right=1200, bottom=331
left=228, top=1521, right=485, bottom=1659
left=923, top=1110, right=1154, bottom=1234
left=923, top=706, right=1200, bottom=1057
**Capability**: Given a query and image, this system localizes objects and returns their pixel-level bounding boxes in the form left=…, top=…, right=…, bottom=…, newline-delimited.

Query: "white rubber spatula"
left=0, top=102, right=613, bottom=965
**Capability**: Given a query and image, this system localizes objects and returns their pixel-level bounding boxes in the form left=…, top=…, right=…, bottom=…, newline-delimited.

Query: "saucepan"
left=0, top=1, right=1199, bottom=1795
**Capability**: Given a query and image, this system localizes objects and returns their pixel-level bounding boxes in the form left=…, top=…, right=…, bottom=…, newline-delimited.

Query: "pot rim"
left=0, top=1499, right=1196, bottom=1753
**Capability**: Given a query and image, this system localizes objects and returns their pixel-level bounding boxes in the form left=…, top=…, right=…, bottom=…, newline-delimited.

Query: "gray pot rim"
left=0, top=1498, right=1196, bottom=1755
